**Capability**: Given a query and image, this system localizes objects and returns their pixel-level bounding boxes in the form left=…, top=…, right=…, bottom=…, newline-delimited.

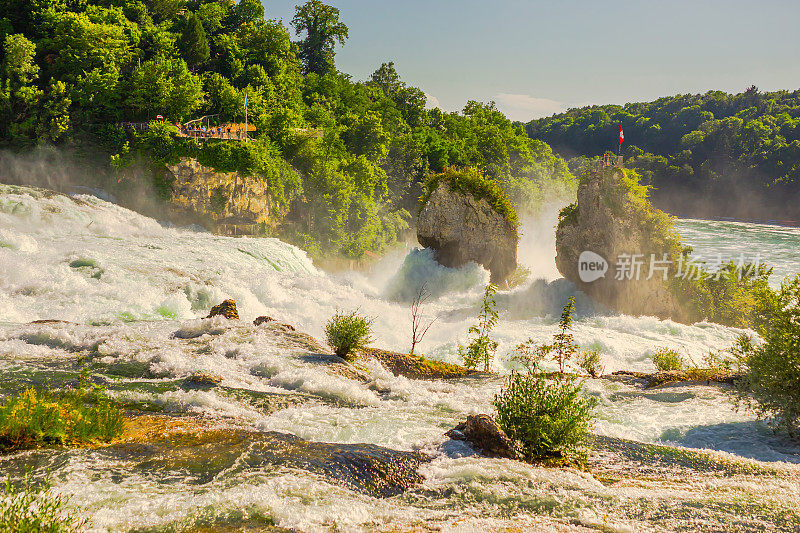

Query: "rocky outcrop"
left=555, top=167, right=688, bottom=321
left=417, top=181, right=518, bottom=283
left=360, top=347, right=480, bottom=380
left=447, top=414, right=523, bottom=460
left=167, top=158, right=279, bottom=234
left=607, top=369, right=743, bottom=388
left=112, top=414, right=430, bottom=498
left=207, top=299, right=239, bottom=320
left=253, top=315, right=274, bottom=326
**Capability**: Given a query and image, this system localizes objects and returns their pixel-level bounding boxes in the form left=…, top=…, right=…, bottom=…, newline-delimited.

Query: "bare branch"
left=410, top=282, right=437, bottom=355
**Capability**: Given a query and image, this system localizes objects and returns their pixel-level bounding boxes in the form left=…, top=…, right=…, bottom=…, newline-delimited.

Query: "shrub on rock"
left=652, top=348, right=683, bottom=371
left=493, top=368, right=596, bottom=463
left=325, top=310, right=373, bottom=360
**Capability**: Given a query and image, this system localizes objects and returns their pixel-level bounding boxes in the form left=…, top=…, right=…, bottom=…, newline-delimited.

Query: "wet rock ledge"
left=110, top=415, right=430, bottom=498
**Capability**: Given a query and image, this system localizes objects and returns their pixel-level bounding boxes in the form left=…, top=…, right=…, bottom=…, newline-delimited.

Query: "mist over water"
left=2, top=184, right=800, bottom=530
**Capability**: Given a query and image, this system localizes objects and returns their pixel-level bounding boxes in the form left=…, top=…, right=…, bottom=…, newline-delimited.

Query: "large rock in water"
left=207, top=299, right=239, bottom=320
left=555, top=166, right=688, bottom=321
left=417, top=181, right=518, bottom=283
left=446, top=414, right=523, bottom=461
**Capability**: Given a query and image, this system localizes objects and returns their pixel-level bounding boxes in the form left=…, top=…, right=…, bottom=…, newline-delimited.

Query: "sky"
left=262, top=0, right=800, bottom=122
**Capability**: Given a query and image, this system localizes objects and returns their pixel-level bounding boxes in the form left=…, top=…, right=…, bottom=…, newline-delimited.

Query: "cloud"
left=493, top=93, right=566, bottom=122
left=425, top=92, right=442, bottom=110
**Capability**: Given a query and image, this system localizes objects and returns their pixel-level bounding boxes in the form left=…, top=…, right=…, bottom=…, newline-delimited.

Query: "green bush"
left=0, top=387, right=124, bottom=451
left=493, top=369, right=597, bottom=462
left=325, top=310, right=374, bottom=360
left=728, top=333, right=755, bottom=372
left=652, top=348, right=684, bottom=372
left=459, top=284, right=499, bottom=371
left=558, top=202, right=578, bottom=226
left=0, top=473, right=86, bottom=532
left=738, top=275, right=800, bottom=435
left=576, top=349, right=603, bottom=378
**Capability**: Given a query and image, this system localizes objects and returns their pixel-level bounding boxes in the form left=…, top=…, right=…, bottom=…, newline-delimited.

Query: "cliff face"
left=417, top=181, right=518, bottom=283
left=167, top=158, right=279, bottom=234
left=555, top=167, right=689, bottom=321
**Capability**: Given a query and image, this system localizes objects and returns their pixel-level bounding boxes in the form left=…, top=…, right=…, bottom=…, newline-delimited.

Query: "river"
left=1, top=183, right=799, bottom=531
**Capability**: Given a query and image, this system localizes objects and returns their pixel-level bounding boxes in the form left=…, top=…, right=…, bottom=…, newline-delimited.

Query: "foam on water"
left=2, top=185, right=800, bottom=530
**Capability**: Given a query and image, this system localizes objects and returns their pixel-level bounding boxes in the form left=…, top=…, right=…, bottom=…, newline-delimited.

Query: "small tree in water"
left=493, top=367, right=597, bottom=463
left=409, top=282, right=437, bottom=356
left=459, top=284, right=499, bottom=372
left=510, top=296, right=598, bottom=376
left=551, top=296, right=579, bottom=373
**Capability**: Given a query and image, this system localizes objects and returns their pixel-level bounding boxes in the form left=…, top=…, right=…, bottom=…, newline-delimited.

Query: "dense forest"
left=525, top=87, right=800, bottom=221
left=0, top=0, right=573, bottom=258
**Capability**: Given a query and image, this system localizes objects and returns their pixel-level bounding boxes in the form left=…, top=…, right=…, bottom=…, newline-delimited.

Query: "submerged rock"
left=447, top=414, right=523, bottom=461
left=105, top=415, right=429, bottom=497
left=207, top=299, right=239, bottom=320
left=253, top=316, right=295, bottom=330
left=417, top=180, right=518, bottom=283
left=182, top=373, right=222, bottom=390
left=607, top=369, right=743, bottom=388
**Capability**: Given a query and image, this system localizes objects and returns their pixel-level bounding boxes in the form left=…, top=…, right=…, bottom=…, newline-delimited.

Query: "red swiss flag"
left=619, top=124, right=624, bottom=144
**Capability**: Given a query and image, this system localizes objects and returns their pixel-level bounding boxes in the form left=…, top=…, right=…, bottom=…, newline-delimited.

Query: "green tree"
left=126, top=55, right=203, bottom=120
left=291, top=0, right=348, bottom=76
left=738, top=275, right=800, bottom=435
left=179, top=12, right=210, bottom=70
left=42, top=7, right=139, bottom=81
left=37, top=79, right=71, bottom=142
left=459, top=284, right=499, bottom=372
left=1, top=33, right=38, bottom=91
left=368, top=61, right=402, bottom=98
left=230, top=0, right=263, bottom=27
left=0, top=33, right=42, bottom=143
left=551, top=296, right=578, bottom=373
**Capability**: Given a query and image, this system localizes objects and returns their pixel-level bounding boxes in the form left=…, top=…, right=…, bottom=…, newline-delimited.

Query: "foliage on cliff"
left=421, top=167, right=518, bottom=230
left=0, top=0, right=573, bottom=258
left=559, top=166, right=683, bottom=259
left=527, top=87, right=800, bottom=219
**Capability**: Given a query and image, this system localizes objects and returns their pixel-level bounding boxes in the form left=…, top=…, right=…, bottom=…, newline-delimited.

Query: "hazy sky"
left=262, top=0, right=800, bottom=122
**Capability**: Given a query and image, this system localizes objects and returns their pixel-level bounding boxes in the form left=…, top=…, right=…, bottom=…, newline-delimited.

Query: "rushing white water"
left=1, top=183, right=799, bottom=531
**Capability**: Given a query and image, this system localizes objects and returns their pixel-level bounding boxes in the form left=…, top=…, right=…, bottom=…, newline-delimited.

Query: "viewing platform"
left=119, top=119, right=322, bottom=142
left=119, top=115, right=255, bottom=142
left=598, top=154, right=624, bottom=169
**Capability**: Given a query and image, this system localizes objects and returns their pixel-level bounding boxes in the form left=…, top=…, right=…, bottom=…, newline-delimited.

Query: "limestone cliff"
left=417, top=178, right=518, bottom=283
left=555, top=166, right=690, bottom=321
left=167, top=158, right=280, bottom=234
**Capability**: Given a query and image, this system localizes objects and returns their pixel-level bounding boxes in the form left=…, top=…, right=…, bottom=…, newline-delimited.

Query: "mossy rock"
left=359, top=347, right=481, bottom=380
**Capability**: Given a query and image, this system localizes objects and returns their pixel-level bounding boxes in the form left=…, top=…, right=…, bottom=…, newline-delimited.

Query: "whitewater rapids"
left=1, top=183, right=799, bottom=531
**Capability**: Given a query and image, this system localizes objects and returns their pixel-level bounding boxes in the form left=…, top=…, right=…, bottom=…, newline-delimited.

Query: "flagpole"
left=244, top=92, right=248, bottom=143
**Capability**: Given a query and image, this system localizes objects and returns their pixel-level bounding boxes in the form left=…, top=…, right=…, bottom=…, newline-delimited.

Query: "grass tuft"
left=0, top=387, right=124, bottom=452
left=0, top=473, right=87, bottom=532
